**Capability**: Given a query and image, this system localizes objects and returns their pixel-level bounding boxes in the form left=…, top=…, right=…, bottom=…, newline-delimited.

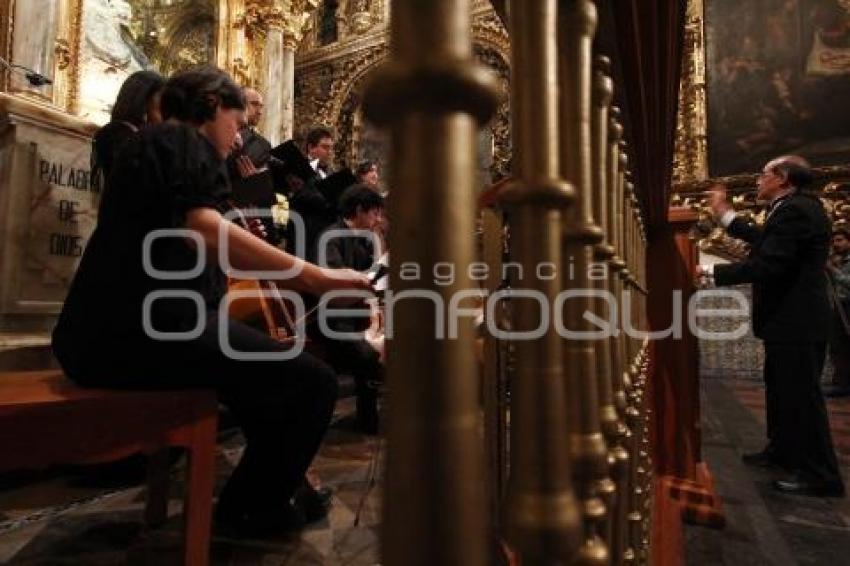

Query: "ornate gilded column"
left=501, top=0, right=581, bottom=562
left=362, top=1, right=499, bottom=564
left=558, top=2, right=610, bottom=563
left=279, top=1, right=318, bottom=141
left=235, top=1, right=317, bottom=144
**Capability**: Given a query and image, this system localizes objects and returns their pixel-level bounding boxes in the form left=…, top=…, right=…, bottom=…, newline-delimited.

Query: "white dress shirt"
left=310, top=158, right=327, bottom=179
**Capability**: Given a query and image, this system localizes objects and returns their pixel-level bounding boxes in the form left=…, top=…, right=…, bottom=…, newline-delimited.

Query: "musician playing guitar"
left=52, top=68, right=372, bottom=537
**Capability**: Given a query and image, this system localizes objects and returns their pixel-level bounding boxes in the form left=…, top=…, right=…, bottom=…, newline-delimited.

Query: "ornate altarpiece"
left=293, top=0, right=512, bottom=183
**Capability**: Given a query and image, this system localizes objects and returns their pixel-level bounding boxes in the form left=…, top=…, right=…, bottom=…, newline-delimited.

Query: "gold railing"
left=363, top=1, right=652, bottom=564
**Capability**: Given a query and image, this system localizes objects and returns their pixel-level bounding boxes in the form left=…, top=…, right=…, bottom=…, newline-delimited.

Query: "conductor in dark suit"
left=698, top=155, right=843, bottom=496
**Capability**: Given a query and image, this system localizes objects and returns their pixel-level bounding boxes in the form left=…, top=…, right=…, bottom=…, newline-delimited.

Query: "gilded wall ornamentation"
left=127, top=0, right=217, bottom=73
left=673, top=0, right=708, bottom=186
left=471, top=7, right=510, bottom=59
left=162, top=17, right=217, bottom=75
left=54, top=39, right=72, bottom=71
left=294, top=41, right=388, bottom=155
left=294, top=2, right=510, bottom=176
left=300, top=0, right=387, bottom=54
left=232, top=0, right=319, bottom=90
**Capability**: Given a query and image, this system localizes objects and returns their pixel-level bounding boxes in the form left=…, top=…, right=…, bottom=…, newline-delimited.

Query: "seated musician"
left=51, top=67, right=372, bottom=537
left=312, top=184, right=385, bottom=434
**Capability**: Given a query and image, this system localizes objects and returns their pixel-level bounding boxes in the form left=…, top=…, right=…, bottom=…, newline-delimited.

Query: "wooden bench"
left=0, top=370, right=218, bottom=566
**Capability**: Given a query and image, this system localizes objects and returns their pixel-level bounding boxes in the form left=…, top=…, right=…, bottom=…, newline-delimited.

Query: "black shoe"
left=773, top=475, right=845, bottom=497
left=214, top=501, right=306, bottom=538
left=292, top=483, right=333, bottom=523
left=741, top=449, right=784, bottom=468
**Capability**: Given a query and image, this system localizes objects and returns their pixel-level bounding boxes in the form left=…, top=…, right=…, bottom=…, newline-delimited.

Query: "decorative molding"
left=294, top=2, right=510, bottom=170
left=297, top=24, right=388, bottom=68
left=281, top=0, right=321, bottom=50
left=0, top=92, right=97, bottom=137
left=54, top=39, right=71, bottom=71
left=236, top=2, right=285, bottom=38
left=235, top=1, right=318, bottom=52
left=473, top=42, right=510, bottom=179
left=294, top=40, right=389, bottom=152
left=471, top=7, right=510, bottom=59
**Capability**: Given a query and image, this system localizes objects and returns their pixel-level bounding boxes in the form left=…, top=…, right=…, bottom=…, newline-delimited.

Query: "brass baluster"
left=362, top=1, right=499, bottom=563
left=559, top=1, right=610, bottom=563
left=502, top=0, right=582, bottom=562
left=590, top=54, right=622, bottom=559
left=607, top=109, right=631, bottom=566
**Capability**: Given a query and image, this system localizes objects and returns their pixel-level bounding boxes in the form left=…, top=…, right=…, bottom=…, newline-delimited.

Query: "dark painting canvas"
left=705, top=0, right=850, bottom=176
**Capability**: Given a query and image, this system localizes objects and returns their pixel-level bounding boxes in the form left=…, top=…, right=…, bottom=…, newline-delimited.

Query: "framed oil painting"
left=705, top=0, right=850, bottom=176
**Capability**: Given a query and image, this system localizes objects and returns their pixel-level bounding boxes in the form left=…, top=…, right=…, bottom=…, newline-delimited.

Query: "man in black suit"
left=697, top=155, right=843, bottom=496
left=227, top=87, right=281, bottom=244
left=235, top=88, right=272, bottom=168
left=287, top=127, right=351, bottom=262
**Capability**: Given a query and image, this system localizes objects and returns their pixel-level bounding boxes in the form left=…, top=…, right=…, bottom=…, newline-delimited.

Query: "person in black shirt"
left=287, top=127, right=338, bottom=262
left=52, top=67, right=372, bottom=536
left=312, top=185, right=385, bottom=434
left=91, top=71, right=165, bottom=197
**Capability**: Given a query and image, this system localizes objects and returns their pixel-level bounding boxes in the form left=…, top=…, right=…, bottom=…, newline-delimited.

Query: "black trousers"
left=311, top=330, right=383, bottom=429
left=829, top=306, right=850, bottom=389
left=763, top=341, right=842, bottom=483
left=54, top=313, right=338, bottom=516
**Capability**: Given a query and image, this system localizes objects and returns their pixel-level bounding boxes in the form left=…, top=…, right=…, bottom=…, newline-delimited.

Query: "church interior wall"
left=293, top=1, right=510, bottom=183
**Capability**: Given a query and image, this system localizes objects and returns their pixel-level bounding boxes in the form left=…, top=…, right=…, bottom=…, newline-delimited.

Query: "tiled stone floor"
left=686, top=376, right=850, bottom=566
left=4, top=376, right=850, bottom=565
left=0, top=398, right=383, bottom=565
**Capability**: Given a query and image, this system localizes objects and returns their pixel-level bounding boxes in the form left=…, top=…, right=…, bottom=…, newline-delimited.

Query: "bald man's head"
left=243, top=88, right=264, bottom=128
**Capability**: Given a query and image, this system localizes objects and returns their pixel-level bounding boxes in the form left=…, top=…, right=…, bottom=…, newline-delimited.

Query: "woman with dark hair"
left=92, top=70, right=165, bottom=188
left=53, top=67, right=372, bottom=536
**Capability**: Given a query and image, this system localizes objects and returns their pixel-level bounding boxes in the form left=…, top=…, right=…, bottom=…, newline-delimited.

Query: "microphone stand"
left=0, top=55, right=53, bottom=87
